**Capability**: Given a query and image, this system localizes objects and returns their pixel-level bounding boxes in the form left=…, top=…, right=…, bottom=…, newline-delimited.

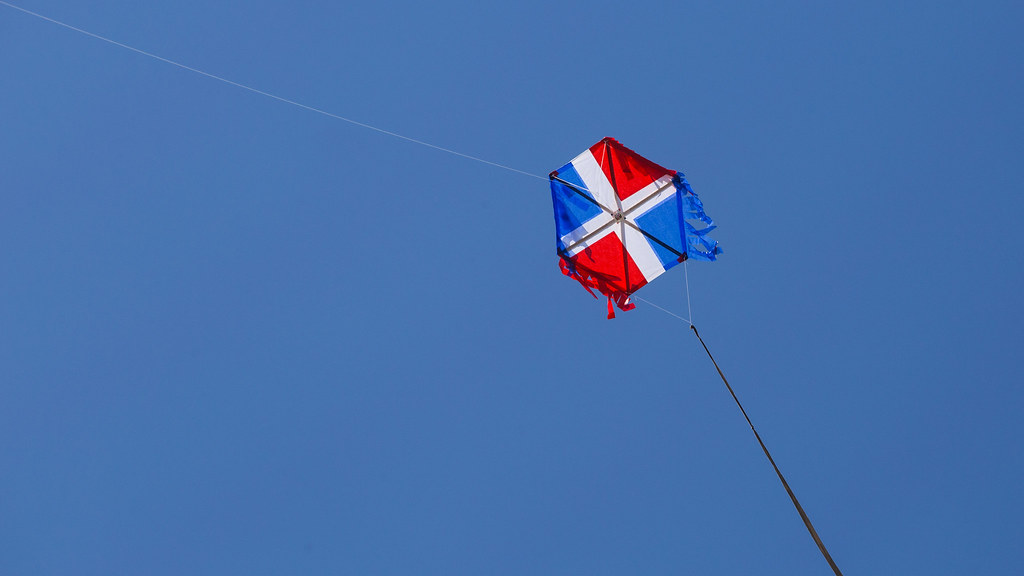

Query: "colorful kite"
left=549, top=137, right=721, bottom=317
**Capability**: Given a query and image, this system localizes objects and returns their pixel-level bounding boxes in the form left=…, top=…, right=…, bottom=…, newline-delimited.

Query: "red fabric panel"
left=564, top=232, right=649, bottom=296
left=588, top=137, right=676, bottom=201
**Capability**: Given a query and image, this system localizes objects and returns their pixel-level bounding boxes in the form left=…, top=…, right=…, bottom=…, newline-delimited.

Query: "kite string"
left=637, top=290, right=845, bottom=575
left=689, top=325, right=845, bottom=576
left=0, top=0, right=546, bottom=182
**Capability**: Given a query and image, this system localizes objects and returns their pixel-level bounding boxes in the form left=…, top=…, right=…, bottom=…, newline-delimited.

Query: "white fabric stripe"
left=562, top=191, right=677, bottom=256
left=564, top=218, right=616, bottom=257
left=565, top=224, right=666, bottom=282
left=560, top=204, right=614, bottom=249
left=619, top=222, right=667, bottom=282
left=621, top=175, right=675, bottom=213
left=570, top=150, right=618, bottom=211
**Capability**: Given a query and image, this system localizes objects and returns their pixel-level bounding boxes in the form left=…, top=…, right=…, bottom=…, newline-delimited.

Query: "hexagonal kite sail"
left=550, top=137, right=720, bottom=317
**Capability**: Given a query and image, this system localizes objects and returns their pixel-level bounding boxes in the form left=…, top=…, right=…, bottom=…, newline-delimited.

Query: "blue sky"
left=2, top=1, right=1022, bottom=574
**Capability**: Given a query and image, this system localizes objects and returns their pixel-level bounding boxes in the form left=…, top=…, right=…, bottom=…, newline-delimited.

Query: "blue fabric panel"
left=634, top=197, right=686, bottom=270
left=550, top=162, right=602, bottom=252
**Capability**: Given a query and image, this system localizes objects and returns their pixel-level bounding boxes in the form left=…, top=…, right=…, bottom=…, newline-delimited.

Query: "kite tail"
left=673, top=173, right=723, bottom=262
left=559, top=257, right=636, bottom=318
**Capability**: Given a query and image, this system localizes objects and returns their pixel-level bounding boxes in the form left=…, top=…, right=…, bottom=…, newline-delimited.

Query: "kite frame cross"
left=549, top=174, right=687, bottom=262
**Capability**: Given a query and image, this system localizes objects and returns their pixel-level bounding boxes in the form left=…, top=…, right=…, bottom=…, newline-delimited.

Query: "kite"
left=549, top=137, right=721, bottom=317
left=550, top=139, right=845, bottom=576
left=2, top=3, right=846, bottom=572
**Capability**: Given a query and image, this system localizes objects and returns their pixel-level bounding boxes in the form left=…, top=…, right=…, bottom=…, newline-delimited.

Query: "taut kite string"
left=690, top=324, right=844, bottom=576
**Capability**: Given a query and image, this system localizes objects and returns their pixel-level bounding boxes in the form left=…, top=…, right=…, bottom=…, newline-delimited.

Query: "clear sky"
left=2, top=1, right=1022, bottom=574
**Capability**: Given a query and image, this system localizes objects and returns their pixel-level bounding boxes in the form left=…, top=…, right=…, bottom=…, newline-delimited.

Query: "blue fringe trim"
left=673, top=173, right=722, bottom=262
